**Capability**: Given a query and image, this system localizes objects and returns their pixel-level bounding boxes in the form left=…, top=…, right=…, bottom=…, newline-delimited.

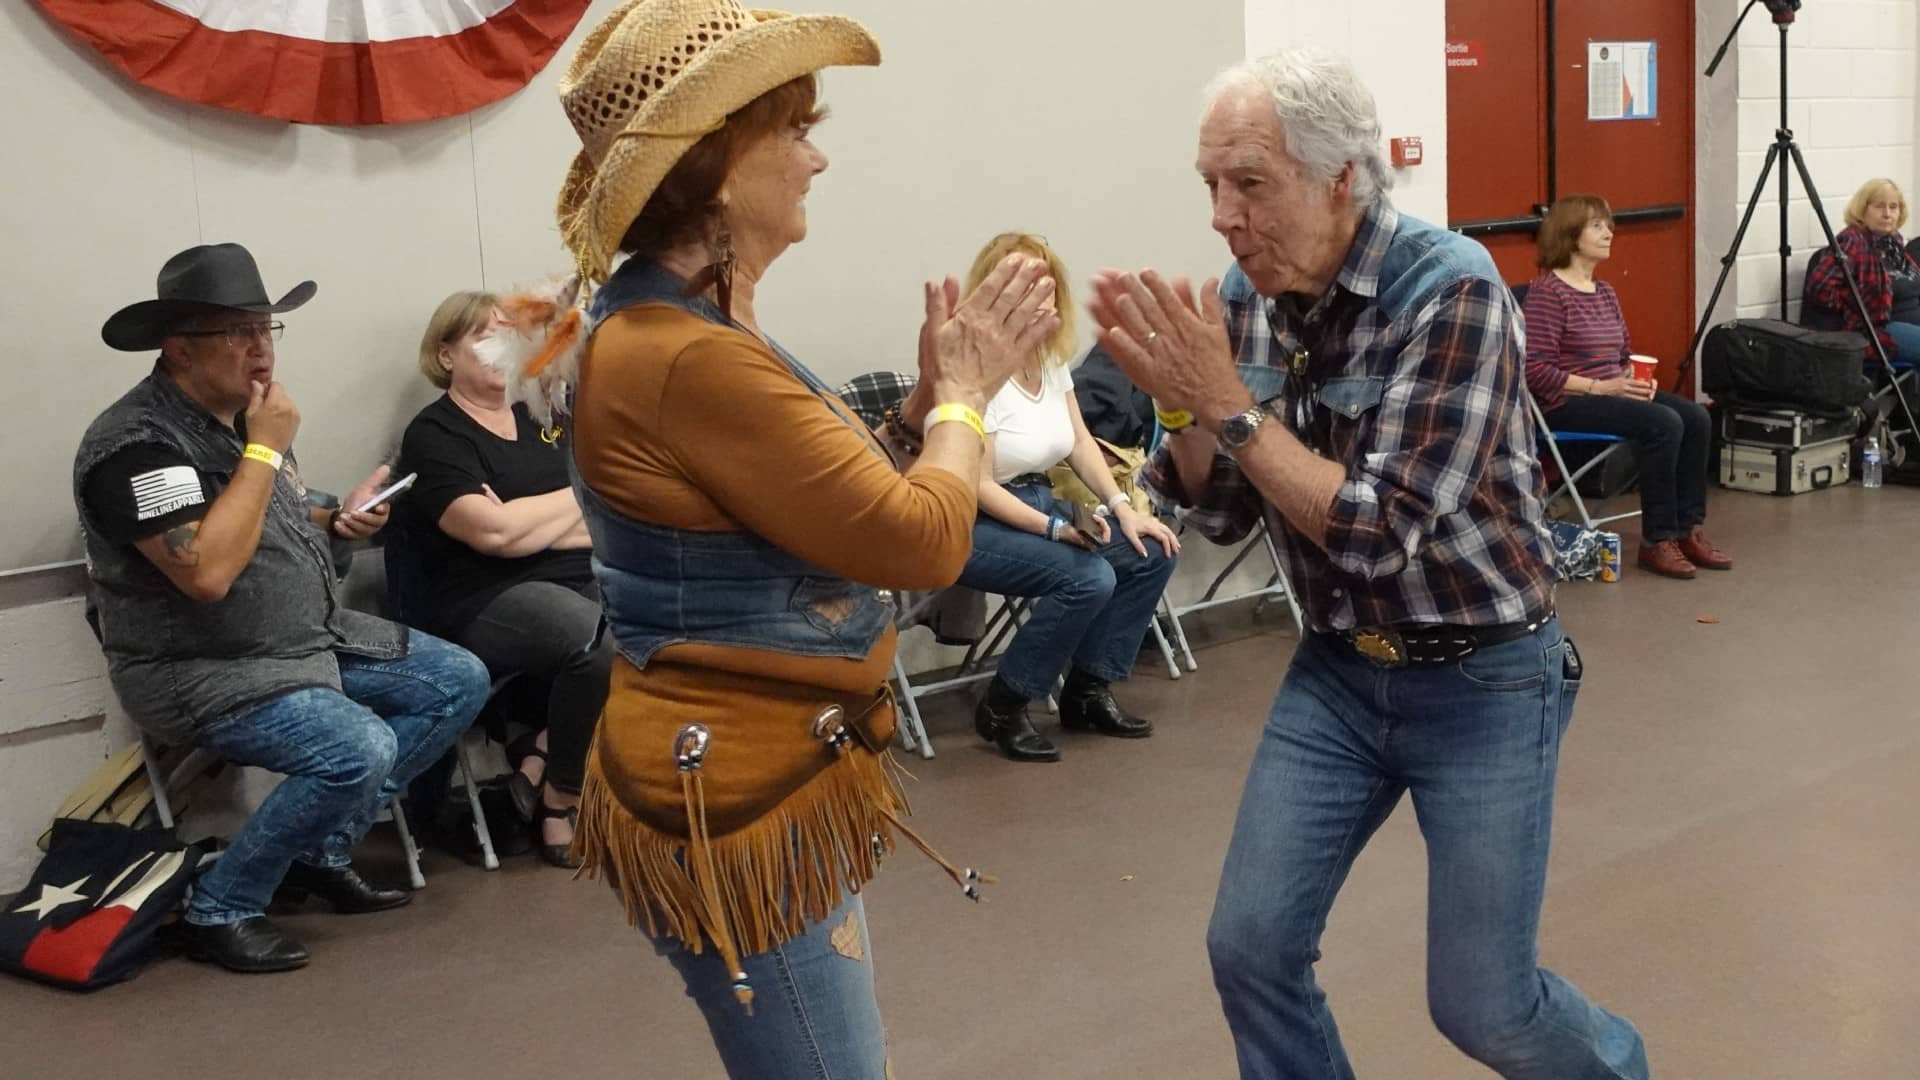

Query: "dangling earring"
left=713, top=220, right=737, bottom=321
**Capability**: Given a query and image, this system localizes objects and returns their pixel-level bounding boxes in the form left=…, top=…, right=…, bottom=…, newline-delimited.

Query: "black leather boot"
left=1058, top=671, right=1153, bottom=738
left=276, top=862, right=412, bottom=914
left=974, top=677, right=1061, bottom=763
left=185, top=916, right=310, bottom=974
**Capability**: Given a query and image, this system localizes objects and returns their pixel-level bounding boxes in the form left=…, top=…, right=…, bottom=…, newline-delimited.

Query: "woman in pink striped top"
left=1523, top=194, right=1731, bottom=580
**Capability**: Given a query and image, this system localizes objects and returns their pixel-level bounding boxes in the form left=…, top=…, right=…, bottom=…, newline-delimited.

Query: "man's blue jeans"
left=1207, top=620, right=1649, bottom=1079
left=955, top=479, right=1178, bottom=700
left=184, top=630, right=490, bottom=926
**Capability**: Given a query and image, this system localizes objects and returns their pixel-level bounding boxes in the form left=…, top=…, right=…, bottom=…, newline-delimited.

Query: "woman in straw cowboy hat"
left=484, top=1, right=1057, bottom=1074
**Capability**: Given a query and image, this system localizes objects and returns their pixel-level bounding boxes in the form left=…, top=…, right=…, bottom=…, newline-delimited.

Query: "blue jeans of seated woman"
left=1208, top=621, right=1648, bottom=1080
left=1885, top=319, right=1920, bottom=361
left=184, top=630, right=489, bottom=926
left=955, top=478, right=1179, bottom=701
left=657, top=892, right=889, bottom=1080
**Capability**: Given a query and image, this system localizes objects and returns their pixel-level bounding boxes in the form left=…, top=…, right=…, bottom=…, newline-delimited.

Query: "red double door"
left=1446, top=0, right=1695, bottom=392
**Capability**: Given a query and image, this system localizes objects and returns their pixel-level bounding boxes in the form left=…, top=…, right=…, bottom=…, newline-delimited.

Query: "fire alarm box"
left=1390, top=137, right=1423, bottom=168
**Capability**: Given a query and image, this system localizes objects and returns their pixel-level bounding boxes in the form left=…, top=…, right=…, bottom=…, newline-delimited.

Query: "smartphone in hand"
left=354, top=472, right=417, bottom=514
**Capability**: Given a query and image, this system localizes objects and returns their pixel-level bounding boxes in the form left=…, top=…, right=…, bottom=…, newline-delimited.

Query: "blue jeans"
left=1885, top=319, right=1920, bottom=361
left=185, top=630, right=490, bottom=926
left=657, top=892, right=888, bottom=1080
left=955, top=479, right=1178, bottom=700
left=1207, top=621, right=1649, bottom=1079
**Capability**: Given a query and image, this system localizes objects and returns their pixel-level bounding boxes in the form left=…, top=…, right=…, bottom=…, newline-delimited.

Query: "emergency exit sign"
left=1446, top=40, right=1482, bottom=69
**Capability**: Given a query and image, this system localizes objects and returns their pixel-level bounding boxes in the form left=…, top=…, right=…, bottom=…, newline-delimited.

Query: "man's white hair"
left=1205, top=50, right=1393, bottom=210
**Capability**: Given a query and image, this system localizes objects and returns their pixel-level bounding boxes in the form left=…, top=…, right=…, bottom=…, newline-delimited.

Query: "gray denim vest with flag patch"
left=73, top=366, right=407, bottom=744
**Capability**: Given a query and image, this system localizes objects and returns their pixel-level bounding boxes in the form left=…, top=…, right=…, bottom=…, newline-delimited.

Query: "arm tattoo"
left=161, top=524, right=201, bottom=566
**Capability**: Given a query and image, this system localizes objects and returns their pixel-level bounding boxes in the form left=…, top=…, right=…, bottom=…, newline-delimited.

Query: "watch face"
left=1221, top=407, right=1264, bottom=448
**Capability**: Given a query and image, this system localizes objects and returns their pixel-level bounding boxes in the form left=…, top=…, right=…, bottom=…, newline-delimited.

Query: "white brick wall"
left=1712, top=0, right=1920, bottom=323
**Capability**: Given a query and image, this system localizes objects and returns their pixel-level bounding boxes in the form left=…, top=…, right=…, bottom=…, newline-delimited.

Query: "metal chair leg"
left=1150, top=617, right=1181, bottom=679
left=389, top=795, right=426, bottom=889
left=1260, top=529, right=1308, bottom=637
left=138, top=734, right=176, bottom=831
left=891, top=652, right=935, bottom=759
left=1161, top=594, right=1199, bottom=671
left=455, top=737, right=498, bottom=871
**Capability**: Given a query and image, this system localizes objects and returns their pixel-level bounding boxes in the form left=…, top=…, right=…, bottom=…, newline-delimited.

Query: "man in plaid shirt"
left=1090, top=51, right=1648, bottom=1080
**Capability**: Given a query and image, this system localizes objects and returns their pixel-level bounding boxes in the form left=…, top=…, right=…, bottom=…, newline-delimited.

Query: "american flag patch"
left=129, top=466, right=204, bottom=521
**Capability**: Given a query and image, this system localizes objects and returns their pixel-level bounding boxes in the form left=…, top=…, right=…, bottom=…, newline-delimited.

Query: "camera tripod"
left=1679, top=0, right=1920, bottom=446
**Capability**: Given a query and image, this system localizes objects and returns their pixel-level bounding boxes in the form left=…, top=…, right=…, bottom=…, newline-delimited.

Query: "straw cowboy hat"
left=101, top=243, right=315, bottom=352
left=555, top=0, right=880, bottom=283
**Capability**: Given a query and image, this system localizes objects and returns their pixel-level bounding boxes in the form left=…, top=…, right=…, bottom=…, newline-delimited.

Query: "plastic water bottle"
left=1863, top=437, right=1884, bottom=489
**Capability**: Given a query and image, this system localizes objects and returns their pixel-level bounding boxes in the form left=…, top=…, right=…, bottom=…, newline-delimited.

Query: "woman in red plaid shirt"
left=1804, top=179, right=1920, bottom=362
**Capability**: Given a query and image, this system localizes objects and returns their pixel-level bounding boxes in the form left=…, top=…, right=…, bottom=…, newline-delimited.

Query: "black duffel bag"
left=1702, top=319, right=1870, bottom=411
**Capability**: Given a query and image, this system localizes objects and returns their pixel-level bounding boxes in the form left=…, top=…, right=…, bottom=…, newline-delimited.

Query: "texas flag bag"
left=1, top=820, right=203, bottom=990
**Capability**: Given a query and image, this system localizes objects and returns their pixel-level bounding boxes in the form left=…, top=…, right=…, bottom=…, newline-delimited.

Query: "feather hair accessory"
left=476, top=275, right=587, bottom=431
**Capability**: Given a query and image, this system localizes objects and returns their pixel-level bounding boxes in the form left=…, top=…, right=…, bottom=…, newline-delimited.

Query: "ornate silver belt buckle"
left=1351, top=628, right=1408, bottom=669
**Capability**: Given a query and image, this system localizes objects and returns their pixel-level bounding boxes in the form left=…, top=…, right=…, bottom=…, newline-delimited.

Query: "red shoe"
left=1679, top=527, right=1733, bottom=571
left=1636, top=539, right=1697, bottom=579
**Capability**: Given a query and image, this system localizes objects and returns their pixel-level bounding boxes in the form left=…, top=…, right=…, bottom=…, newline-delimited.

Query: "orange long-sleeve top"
left=571, top=303, right=976, bottom=698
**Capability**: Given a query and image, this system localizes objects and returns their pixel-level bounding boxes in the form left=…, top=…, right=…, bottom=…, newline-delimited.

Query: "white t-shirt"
left=984, top=363, right=1076, bottom=484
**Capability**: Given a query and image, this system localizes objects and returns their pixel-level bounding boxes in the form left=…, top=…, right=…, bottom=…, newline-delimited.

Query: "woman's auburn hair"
left=1535, top=194, right=1613, bottom=270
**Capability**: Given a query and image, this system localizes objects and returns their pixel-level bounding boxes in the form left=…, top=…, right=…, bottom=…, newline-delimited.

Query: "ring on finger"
left=1143, top=330, right=1159, bottom=345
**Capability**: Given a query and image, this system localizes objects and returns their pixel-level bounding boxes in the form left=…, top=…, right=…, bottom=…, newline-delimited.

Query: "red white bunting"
left=34, top=0, right=593, bottom=126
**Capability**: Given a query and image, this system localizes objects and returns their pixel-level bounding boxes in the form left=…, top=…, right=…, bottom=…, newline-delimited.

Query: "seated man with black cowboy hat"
left=73, top=243, right=490, bottom=974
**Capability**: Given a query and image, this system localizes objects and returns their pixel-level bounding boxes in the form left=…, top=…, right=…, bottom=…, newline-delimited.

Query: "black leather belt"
left=1333, top=610, right=1554, bottom=668
left=1006, top=473, right=1051, bottom=488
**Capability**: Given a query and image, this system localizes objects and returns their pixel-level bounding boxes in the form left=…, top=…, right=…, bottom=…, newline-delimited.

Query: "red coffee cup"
left=1629, top=354, right=1658, bottom=386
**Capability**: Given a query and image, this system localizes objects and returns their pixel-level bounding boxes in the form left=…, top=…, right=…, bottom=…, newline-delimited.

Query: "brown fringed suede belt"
left=571, top=668, right=993, bottom=1013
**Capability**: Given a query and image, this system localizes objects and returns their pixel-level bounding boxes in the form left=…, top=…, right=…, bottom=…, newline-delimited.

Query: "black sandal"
left=505, top=732, right=548, bottom=825
left=532, top=800, right=580, bottom=869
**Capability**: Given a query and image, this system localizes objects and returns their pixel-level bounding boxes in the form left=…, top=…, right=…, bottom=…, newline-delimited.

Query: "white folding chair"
left=346, top=543, right=504, bottom=871
left=1157, top=517, right=1307, bottom=672
left=1507, top=283, right=1641, bottom=531
left=890, top=591, right=1068, bottom=759
left=138, top=733, right=428, bottom=889
left=1527, top=391, right=1641, bottom=530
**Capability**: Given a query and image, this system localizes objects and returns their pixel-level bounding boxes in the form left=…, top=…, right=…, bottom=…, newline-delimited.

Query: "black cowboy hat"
left=102, top=243, right=317, bottom=352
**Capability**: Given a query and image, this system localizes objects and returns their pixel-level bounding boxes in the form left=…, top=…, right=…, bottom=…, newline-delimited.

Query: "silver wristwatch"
left=1217, top=402, right=1274, bottom=452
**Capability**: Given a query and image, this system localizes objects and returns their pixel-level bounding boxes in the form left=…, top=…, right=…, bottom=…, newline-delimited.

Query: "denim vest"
left=73, top=367, right=407, bottom=743
left=575, top=259, right=892, bottom=670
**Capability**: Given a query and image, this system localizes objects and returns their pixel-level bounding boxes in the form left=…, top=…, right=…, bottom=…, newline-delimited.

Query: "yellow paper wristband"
left=926, top=403, right=986, bottom=439
left=1155, top=405, right=1195, bottom=431
left=242, top=443, right=284, bottom=471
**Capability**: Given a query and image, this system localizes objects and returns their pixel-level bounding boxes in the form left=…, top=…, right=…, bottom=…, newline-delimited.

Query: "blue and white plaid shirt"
left=1146, top=201, right=1555, bottom=633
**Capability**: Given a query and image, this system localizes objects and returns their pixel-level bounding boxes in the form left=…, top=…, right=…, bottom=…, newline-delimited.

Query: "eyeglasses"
left=176, top=322, right=285, bottom=346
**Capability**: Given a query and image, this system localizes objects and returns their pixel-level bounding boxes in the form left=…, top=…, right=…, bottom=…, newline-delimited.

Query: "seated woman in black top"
left=394, top=291, right=612, bottom=867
